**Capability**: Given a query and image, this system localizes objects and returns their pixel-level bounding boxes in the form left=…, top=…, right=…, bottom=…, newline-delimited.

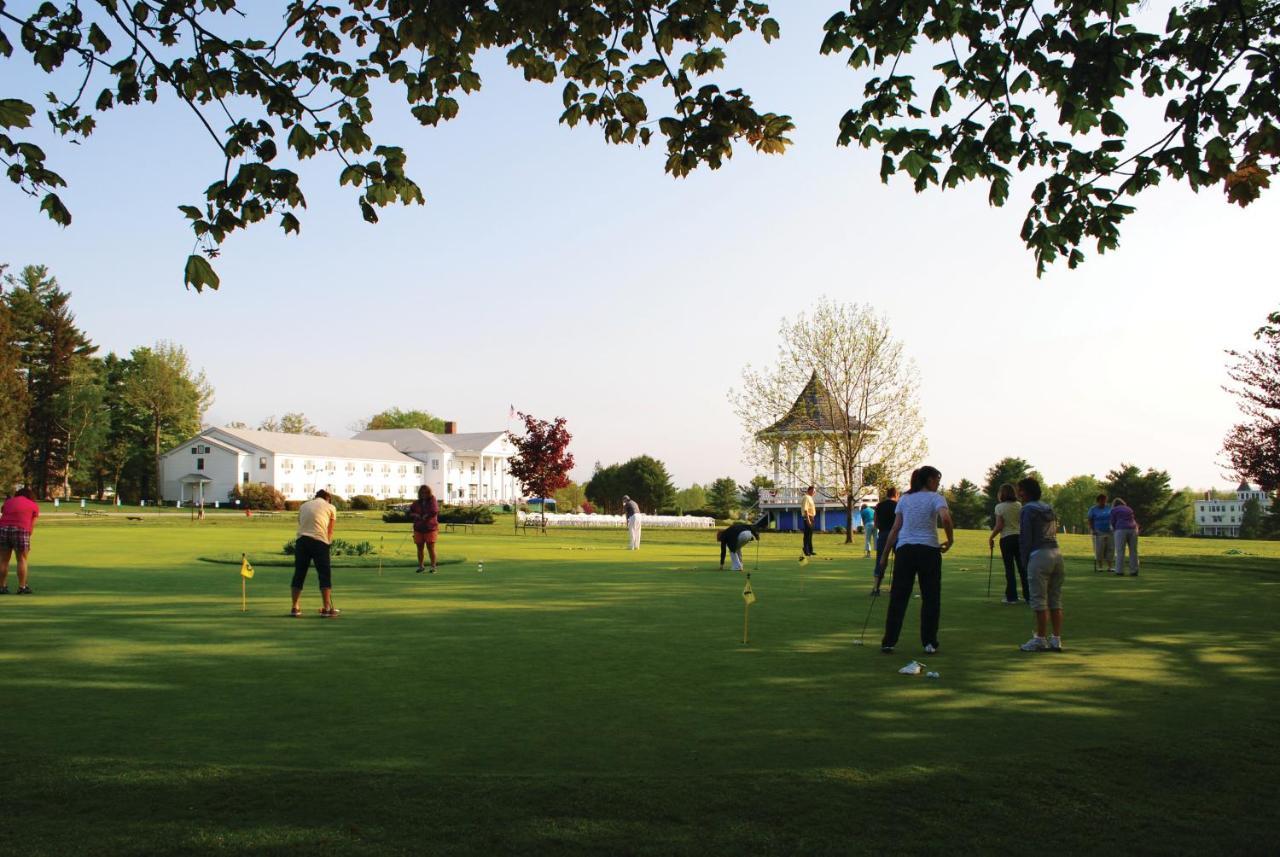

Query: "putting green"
left=1, top=516, right=1276, bottom=855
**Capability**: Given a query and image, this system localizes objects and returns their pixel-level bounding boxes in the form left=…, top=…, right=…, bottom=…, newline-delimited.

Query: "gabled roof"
left=160, top=433, right=245, bottom=459
left=1237, top=480, right=1253, bottom=492
left=351, top=428, right=510, bottom=455
left=438, top=431, right=509, bottom=454
left=757, top=371, right=871, bottom=437
left=209, top=426, right=417, bottom=463
left=351, top=428, right=451, bottom=455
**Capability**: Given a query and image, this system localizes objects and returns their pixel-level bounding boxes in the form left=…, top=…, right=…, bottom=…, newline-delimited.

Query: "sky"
left=2, top=3, right=1275, bottom=492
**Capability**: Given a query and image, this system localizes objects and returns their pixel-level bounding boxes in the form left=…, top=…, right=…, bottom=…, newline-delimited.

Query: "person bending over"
left=718, top=519, right=761, bottom=571
left=290, top=490, right=339, bottom=617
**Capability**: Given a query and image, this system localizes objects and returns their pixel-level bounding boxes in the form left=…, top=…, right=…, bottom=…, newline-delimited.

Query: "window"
left=282, top=483, right=294, bottom=494
left=282, top=458, right=293, bottom=471
left=259, top=457, right=267, bottom=469
left=398, top=465, right=407, bottom=475
left=304, top=460, right=315, bottom=472
left=431, top=459, right=439, bottom=471
left=325, top=461, right=335, bottom=472
left=191, top=447, right=198, bottom=455
left=243, top=472, right=249, bottom=484
left=364, top=464, right=373, bottom=474
left=415, top=465, right=423, bottom=475
left=345, top=462, right=355, bottom=473
left=196, top=458, right=205, bottom=471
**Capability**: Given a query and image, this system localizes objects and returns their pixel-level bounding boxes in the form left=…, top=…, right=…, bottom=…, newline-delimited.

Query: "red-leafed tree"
left=1222, top=310, right=1280, bottom=492
left=507, top=413, right=574, bottom=532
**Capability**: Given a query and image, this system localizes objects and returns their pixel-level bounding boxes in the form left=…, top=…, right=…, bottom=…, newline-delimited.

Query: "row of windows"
left=277, top=458, right=423, bottom=476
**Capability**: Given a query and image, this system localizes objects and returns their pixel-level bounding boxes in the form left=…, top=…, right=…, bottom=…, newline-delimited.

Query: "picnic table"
left=75, top=509, right=107, bottom=518
left=443, top=522, right=476, bottom=534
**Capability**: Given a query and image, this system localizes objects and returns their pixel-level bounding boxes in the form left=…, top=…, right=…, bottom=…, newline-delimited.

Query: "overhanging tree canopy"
left=2, top=1, right=1276, bottom=287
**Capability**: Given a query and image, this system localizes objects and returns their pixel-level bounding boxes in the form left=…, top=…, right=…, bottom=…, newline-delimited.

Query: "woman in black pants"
left=988, top=482, right=1029, bottom=604
left=875, top=466, right=955, bottom=654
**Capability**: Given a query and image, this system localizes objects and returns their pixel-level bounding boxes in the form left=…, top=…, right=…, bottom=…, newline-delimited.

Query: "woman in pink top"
left=0, top=487, right=40, bottom=595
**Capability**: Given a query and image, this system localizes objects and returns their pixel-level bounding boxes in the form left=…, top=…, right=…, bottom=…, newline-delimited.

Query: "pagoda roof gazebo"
left=757, top=371, right=871, bottom=440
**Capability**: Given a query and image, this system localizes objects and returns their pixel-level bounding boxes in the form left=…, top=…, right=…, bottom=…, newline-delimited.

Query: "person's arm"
left=720, top=536, right=727, bottom=567
left=1019, top=506, right=1032, bottom=570
left=877, top=512, right=904, bottom=575
left=989, top=510, right=1004, bottom=546
left=327, top=508, right=336, bottom=542
left=938, top=507, right=954, bottom=552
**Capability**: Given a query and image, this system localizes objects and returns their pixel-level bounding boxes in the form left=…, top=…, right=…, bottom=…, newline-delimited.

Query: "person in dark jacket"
left=1017, top=478, right=1064, bottom=652
left=718, top=515, right=768, bottom=571
left=871, top=487, right=899, bottom=594
left=410, top=484, right=440, bottom=573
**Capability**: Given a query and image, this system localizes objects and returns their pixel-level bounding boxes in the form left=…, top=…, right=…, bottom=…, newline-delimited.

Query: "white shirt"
left=894, top=491, right=949, bottom=548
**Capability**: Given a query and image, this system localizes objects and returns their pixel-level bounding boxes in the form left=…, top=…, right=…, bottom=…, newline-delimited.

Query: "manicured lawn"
left=2, top=518, right=1277, bottom=855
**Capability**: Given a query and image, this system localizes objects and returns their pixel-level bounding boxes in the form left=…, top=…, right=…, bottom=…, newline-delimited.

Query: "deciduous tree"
left=7, top=2, right=1274, bottom=287
left=123, top=341, right=213, bottom=501
left=732, top=300, right=927, bottom=544
left=360, top=408, right=445, bottom=433
left=1050, top=474, right=1102, bottom=535
left=1222, top=309, right=1280, bottom=491
left=1100, top=464, right=1187, bottom=536
left=507, top=412, right=574, bottom=530
left=674, top=483, right=707, bottom=515
left=259, top=412, right=325, bottom=435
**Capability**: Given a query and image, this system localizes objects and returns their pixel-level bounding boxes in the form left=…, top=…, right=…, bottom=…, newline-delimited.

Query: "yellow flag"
left=240, top=555, right=255, bottom=579
left=743, top=578, right=756, bottom=605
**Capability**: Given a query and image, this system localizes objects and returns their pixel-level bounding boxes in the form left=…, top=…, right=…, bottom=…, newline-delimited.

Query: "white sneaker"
left=1049, top=636, right=1064, bottom=652
left=1020, top=635, right=1049, bottom=652
left=898, top=660, right=924, bottom=675
left=924, top=644, right=938, bottom=654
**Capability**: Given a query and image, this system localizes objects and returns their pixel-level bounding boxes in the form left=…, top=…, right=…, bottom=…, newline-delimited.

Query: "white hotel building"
left=1193, top=481, right=1273, bottom=537
left=160, top=424, right=519, bottom=505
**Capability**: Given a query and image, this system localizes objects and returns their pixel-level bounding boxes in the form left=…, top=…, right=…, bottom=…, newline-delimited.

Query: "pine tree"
left=0, top=267, right=29, bottom=491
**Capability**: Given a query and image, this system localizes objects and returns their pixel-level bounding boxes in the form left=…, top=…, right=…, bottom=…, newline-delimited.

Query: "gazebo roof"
left=757, top=371, right=870, bottom=438
left=179, top=473, right=214, bottom=483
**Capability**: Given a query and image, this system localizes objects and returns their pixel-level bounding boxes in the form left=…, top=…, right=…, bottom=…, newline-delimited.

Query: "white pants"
left=730, top=530, right=755, bottom=571
left=628, top=516, right=642, bottom=550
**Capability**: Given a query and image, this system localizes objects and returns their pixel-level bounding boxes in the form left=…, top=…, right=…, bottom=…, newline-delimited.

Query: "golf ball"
left=477, top=561, right=484, bottom=572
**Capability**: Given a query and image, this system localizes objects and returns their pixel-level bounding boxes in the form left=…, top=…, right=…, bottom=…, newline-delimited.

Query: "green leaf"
left=761, top=18, right=780, bottom=43
left=178, top=205, right=203, bottom=220
left=899, top=151, right=928, bottom=179
left=87, top=23, right=112, bottom=54
left=183, top=254, right=220, bottom=292
left=0, top=98, right=35, bottom=129
left=1009, top=70, right=1032, bottom=94
left=930, top=86, right=951, bottom=117
left=39, top=192, right=71, bottom=226
left=280, top=212, right=300, bottom=234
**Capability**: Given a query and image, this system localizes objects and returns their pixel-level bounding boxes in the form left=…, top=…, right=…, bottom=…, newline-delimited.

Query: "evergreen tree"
left=983, top=457, right=1035, bottom=506
left=1239, top=498, right=1263, bottom=540
left=4, top=265, right=97, bottom=498
left=0, top=267, right=29, bottom=491
left=706, top=477, right=741, bottom=520
left=946, top=479, right=987, bottom=529
left=1100, top=465, right=1187, bottom=536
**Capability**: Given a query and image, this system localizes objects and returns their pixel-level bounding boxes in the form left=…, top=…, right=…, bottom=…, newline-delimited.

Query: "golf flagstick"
left=379, top=535, right=384, bottom=577
left=742, top=573, right=757, bottom=644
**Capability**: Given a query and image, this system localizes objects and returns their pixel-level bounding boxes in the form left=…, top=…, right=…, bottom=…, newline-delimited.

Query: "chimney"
left=444, top=421, right=457, bottom=434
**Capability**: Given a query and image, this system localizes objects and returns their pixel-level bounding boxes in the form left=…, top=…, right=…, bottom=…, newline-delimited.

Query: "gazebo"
left=755, top=371, right=873, bottom=532
left=178, top=473, right=213, bottom=518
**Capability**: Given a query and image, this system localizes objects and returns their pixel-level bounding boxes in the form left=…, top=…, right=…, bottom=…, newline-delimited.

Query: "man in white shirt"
left=801, top=486, right=817, bottom=557
left=623, top=495, right=642, bottom=550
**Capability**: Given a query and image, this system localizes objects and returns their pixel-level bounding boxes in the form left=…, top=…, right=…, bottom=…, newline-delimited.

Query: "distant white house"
left=159, top=423, right=519, bottom=505
left=1194, top=481, right=1273, bottom=537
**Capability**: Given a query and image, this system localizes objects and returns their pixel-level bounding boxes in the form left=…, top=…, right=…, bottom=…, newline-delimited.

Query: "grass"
left=2, top=517, right=1277, bottom=855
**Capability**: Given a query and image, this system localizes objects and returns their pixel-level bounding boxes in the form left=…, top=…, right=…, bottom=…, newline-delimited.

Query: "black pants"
left=999, top=534, right=1029, bottom=601
left=291, top=536, right=332, bottom=590
left=881, top=544, right=942, bottom=649
left=802, top=519, right=815, bottom=556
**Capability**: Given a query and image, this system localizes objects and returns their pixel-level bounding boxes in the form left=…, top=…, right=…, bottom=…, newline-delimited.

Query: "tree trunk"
left=153, top=415, right=163, bottom=503
left=845, top=493, right=855, bottom=544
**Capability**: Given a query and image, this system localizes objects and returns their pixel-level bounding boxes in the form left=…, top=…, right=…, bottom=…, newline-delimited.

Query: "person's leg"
left=316, top=542, right=333, bottom=611
left=0, top=544, right=10, bottom=590
left=290, top=539, right=310, bottom=612
left=874, top=530, right=889, bottom=582
left=1048, top=550, right=1065, bottom=644
left=881, top=546, right=918, bottom=649
left=918, top=548, right=942, bottom=649
left=803, top=520, right=814, bottom=556
left=999, top=535, right=1018, bottom=601
left=1129, top=532, right=1139, bottom=574
left=1113, top=531, right=1125, bottom=574
left=427, top=535, right=437, bottom=570
left=730, top=549, right=743, bottom=571
left=1015, top=542, right=1030, bottom=601
left=16, top=549, right=29, bottom=590
left=415, top=536, right=425, bottom=570
left=1022, top=550, right=1050, bottom=649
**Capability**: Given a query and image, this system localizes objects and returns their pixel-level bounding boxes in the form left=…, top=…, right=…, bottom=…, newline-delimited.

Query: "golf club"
left=986, top=543, right=994, bottom=600
left=855, top=588, right=880, bottom=646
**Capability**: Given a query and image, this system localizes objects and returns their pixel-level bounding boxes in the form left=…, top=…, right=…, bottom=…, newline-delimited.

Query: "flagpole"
left=241, top=552, right=248, bottom=612
left=379, top=535, right=384, bottom=577
left=743, top=599, right=750, bottom=645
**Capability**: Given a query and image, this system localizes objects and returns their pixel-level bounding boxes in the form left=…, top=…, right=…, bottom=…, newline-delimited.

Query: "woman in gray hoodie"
left=1017, top=477, right=1064, bottom=652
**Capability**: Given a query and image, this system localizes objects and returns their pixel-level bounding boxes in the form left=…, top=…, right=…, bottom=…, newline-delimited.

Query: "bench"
left=443, top=522, right=476, bottom=534
left=75, top=509, right=107, bottom=518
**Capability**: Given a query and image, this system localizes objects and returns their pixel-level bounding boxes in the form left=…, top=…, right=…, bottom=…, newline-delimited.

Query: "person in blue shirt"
left=860, top=503, right=876, bottom=557
left=1087, top=494, right=1113, bottom=572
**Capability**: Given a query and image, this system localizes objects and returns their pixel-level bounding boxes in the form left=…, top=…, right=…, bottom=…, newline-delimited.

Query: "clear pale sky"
left=2, top=4, right=1274, bottom=491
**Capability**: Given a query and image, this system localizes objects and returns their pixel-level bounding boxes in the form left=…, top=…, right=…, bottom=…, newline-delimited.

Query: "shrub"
left=439, top=505, right=494, bottom=524
left=833, top=526, right=846, bottom=534
left=581, top=500, right=595, bottom=514
left=382, top=509, right=412, bottom=524
left=502, top=504, right=512, bottom=512
left=327, top=494, right=349, bottom=511
left=284, top=500, right=303, bottom=511
left=229, top=483, right=285, bottom=511
left=350, top=495, right=382, bottom=511
left=282, top=538, right=374, bottom=556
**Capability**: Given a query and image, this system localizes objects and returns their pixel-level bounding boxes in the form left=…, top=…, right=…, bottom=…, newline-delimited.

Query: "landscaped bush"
left=439, top=505, right=494, bottom=524
left=502, top=503, right=512, bottom=512
left=581, top=501, right=595, bottom=514
left=381, top=509, right=411, bottom=524
left=350, top=495, right=382, bottom=511
left=282, top=538, right=374, bottom=556
left=327, top=494, right=349, bottom=511
left=284, top=500, right=303, bottom=511
left=229, top=483, right=285, bottom=511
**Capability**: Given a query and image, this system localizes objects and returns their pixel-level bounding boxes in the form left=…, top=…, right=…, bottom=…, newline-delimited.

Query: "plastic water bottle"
left=477, top=560, right=484, bottom=573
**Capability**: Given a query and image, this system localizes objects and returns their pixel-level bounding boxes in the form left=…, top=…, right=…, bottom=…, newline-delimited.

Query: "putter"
left=986, top=544, right=994, bottom=600
left=855, top=589, right=880, bottom=646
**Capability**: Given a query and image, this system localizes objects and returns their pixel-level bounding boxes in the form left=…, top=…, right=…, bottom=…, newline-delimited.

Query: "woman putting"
left=410, top=484, right=440, bottom=574
left=875, top=466, right=954, bottom=655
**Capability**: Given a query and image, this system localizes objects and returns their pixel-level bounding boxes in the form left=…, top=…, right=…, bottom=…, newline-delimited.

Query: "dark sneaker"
left=0, top=586, right=8, bottom=595
left=880, top=645, right=895, bottom=654
left=415, top=566, right=424, bottom=574
left=319, top=607, right=341, bottom=618
left=17, top=586, right=32, bottom=595
left=428, top=566, right=436, bottom=574
left=289, top=607, right=302, bottom=617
